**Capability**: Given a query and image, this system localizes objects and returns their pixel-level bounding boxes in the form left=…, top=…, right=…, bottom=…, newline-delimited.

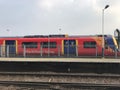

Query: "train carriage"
left=0, top=34, right=118, bottom=57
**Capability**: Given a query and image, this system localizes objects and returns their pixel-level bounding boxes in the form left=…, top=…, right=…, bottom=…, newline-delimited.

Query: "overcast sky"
left=0, top=0, right=120, bottom=36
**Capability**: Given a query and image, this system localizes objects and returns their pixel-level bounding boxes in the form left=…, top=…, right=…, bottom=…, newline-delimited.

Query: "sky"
left=0, top=0, right=120, bottom=36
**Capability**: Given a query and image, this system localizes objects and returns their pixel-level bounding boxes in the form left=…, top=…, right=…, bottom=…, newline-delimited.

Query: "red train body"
left=0, top=34, right=118, bottom=57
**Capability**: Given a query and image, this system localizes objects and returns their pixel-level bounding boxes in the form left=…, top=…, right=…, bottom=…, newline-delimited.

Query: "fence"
left=0, top=45, right=119, bottom=58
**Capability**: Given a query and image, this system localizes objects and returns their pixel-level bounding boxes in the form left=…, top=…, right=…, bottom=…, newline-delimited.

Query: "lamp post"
left=102, top=5, right=109, bottom=57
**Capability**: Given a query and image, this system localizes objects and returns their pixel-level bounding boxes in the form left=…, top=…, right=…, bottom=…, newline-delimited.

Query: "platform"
left=0, top=58, right=120, bottom=63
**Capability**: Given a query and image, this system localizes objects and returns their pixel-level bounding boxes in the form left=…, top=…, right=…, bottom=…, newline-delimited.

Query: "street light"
left=102, top=5, right=109, bottom=57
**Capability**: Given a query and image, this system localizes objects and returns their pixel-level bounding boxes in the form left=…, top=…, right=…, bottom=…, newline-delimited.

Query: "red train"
left=0, top=34, right=118, bottom=57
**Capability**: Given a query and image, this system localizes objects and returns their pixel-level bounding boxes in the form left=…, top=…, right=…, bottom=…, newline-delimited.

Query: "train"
left=0, top=34, right=119, bottom=57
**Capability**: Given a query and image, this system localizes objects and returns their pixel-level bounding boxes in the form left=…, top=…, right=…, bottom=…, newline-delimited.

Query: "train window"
left=41, top=42, right=57, bottom=48
left=22, top=42, right=37, bottom=48
left=84, top=41, right=96, bottom=48
left=50, top=42, right=57, bottom=48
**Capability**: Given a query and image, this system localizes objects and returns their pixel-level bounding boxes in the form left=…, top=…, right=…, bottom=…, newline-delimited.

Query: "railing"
left=0, top=45, right=119, bottom=58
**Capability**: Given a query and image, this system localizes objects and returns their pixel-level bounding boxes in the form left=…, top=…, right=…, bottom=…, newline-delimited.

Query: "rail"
left=0, top=80, right=120, bottom=89
left=1, top=72, right=120, bottom=77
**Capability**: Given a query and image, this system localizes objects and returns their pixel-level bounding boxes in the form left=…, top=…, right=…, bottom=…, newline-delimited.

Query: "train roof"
left=0, top=34, right=112, bottom=38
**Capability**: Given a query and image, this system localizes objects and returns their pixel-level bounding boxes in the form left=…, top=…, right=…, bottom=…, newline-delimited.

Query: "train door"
left=5, top=40, right=16, bottom=55
left=64, top=40, right=76, bottom=55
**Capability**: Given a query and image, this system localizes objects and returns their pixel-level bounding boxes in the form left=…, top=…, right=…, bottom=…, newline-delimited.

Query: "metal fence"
left=0, top=45, right=119, bottom=58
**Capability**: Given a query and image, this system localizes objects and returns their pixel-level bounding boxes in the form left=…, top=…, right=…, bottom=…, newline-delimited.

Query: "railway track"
left=0, top=72, right=120, bottom=84
left=0, top=72, right=120, bottom=89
